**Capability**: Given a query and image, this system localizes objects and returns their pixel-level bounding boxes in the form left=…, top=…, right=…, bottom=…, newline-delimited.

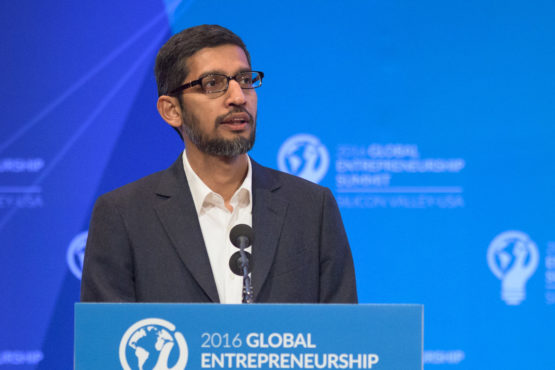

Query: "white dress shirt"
left=182, top=152, right=252, bottom=304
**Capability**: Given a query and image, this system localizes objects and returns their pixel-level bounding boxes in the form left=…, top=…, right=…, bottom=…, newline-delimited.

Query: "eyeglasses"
left=169, top=71, right=264, bottom=95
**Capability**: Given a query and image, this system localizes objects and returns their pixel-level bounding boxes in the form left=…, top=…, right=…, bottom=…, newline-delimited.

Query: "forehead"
left=185, top=44, right=250, bottom=79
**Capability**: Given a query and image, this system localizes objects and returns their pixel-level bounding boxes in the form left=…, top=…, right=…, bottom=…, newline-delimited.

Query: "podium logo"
left=119, top=318, right=188, bottom=370
left=66, top=231, right=88, bottom=279
left=487, top=230, right=539, bottom=305
left=278, top=133, right=330, bottom=184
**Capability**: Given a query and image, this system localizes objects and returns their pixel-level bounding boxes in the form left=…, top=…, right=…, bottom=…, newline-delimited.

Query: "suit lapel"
left=251, top=161, right=288, bottom=300
left=153, top=155, right=220, bottom=302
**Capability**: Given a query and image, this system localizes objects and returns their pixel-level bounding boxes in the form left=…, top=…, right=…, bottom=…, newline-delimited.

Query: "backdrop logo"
left=277, top=134, right=330, bottom=184
left=487, top=230, right=539, bottom=305
left=119, top=318, right=188, bottom=370
left=66, top=231, right=88, bottom=279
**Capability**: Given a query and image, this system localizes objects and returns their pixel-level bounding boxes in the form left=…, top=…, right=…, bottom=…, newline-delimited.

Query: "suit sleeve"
left=319, top=188, right=358, bottom=303
left=80, top=194, right=137, bottom=302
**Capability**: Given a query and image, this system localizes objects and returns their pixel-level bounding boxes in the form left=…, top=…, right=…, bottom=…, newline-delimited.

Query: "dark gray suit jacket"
left=80, top=155, right=357, bottom=303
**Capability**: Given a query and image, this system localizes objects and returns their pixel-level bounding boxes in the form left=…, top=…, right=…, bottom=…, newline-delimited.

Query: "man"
left=81, top=24, right=357, bottom=303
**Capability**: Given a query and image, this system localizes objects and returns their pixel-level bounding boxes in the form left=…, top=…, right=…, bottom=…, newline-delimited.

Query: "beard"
left=180, top=109, right=256, bottom=157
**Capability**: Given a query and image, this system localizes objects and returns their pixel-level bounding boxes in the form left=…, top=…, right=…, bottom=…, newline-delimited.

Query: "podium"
left=75, top=303, right=422, bottom=369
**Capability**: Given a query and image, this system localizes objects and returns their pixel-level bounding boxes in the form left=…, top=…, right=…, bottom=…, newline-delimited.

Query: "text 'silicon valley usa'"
left=487, top=230, right=539, bottom=305
left=119, top=318, right=188, bottom=370
left=67, top=231, right=88, bottom=280
left=277, top=134, right=330, bottom=184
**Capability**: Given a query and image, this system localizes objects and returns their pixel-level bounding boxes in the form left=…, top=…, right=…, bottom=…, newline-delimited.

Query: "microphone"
left=229, top=251, right=253, bottom=276
left=229, top=224, right=254, bottom=249
left=229, top=224, right=254, bottom=303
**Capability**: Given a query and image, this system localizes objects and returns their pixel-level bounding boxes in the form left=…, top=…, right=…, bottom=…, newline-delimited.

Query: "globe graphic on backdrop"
left=488, top=231, right=538, bottom=279
left=277, top=134, right=330, bottom=184
left=126, top=325, right=175, bottom=370
left=492, top=239, right=521, bottom=273
left=487, top=230, right=539, bottom=305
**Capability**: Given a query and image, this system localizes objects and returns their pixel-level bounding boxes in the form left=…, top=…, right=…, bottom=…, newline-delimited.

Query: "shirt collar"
left=182, top=151, right=252, bottom=214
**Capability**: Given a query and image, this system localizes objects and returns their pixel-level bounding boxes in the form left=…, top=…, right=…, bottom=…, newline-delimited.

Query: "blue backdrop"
left=1, top=0, right=554, bottom=368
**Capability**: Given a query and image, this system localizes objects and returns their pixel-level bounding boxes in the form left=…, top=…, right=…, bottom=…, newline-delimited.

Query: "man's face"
left=178, top=44, right=257, bottom=157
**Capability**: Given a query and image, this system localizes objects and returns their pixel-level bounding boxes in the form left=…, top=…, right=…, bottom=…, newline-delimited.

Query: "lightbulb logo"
left=119, top=318, right=188, bottom=370
left=487, top=230, right=539, bottom=305
left=277, top=133, right=330, bottom=184
left=67, top=231, right=88, bottom=279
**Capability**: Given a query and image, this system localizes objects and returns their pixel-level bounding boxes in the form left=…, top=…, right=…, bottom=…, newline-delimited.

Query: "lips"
left=220, top=112, right=251, bottom=126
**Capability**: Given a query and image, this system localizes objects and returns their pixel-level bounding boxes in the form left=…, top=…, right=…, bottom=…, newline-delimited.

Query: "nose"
left=225, top=80, right=247, bottom=107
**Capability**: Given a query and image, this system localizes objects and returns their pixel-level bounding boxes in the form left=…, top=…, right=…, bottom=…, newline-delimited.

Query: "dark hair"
left=154, top=24, right=251, bottom=97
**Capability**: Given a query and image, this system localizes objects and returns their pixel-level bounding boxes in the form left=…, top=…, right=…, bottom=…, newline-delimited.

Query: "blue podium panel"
left=75, top=303, right=422, bottom=370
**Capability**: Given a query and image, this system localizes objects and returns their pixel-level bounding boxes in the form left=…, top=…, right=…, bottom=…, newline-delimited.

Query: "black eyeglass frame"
left=168, top=70, right=264, bottom=95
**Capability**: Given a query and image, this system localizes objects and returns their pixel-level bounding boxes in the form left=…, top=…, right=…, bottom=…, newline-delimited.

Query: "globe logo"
left=119, top=318, right=188, bottom=370
left=487, top=230, right=539, bottom=305
left=66, top=231, right=88, bottom=279
left=277, top=133, right=330, bottom=184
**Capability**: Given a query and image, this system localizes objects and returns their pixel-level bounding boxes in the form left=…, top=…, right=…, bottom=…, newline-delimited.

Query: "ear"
left=157, top=95, right=183, bottom=129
